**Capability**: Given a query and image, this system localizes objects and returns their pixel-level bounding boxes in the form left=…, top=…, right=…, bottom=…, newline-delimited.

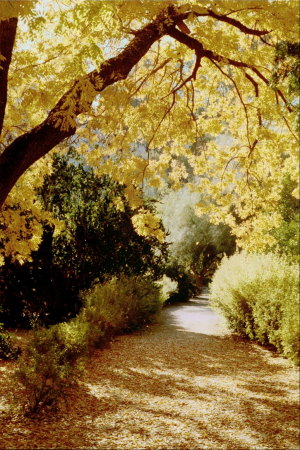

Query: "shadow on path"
left=1, top=294, right=299, bottom=450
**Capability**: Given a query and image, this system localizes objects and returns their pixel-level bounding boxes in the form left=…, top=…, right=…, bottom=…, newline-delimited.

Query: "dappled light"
left=1, top=298, right=298, bottom=449
left=0, top=1, right=299, bottom=448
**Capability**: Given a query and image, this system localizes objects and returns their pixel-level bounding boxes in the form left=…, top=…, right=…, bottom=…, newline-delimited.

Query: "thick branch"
left=0, top=17, right=18, bottom=136
left=0, top=6, right=183, bottom=207
left=168, top=27, right=292, bottom=111
left=168, top=27, right=262, bottom=74
left=180, top=6, right=269, bottom=36
left=206, top=10, right=270, bottom=36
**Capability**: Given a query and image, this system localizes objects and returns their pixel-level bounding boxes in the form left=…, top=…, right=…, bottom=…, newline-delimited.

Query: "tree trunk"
left=0, top=18, right=18, bottom=136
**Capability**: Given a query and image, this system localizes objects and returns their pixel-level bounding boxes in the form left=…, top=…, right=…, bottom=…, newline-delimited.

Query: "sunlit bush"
left=210, top=252, right=299, bottom=364
left=16, top=275, right=163, bottom=413
left=164, top=263, right=196, bottom=303
left=155, top=275, right=178, bottom=303
left=82, top=274, right=162, bottom=334
left=15, top=319, right=89, bottom=413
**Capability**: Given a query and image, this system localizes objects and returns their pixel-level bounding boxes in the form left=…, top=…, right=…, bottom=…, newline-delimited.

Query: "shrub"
left=82, top=274, right=163, bottom=334
left=164, top=263, right=196, bottom=303
left=15, top=319, right=89, bottom=413
left=210, top=252, right=299, bottom=364
left=0, top=150, right=167, bottom=329
left=0, top=252, right=82, bottom=329
left=156, top=275, right=178, bottom=304
left=0, top=324, right=21, bottom=360
left=15, top=275, right=163, bottom=413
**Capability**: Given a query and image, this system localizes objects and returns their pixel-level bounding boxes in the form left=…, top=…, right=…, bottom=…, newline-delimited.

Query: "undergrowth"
left=0, top=324, right=21, bottom=360
left=210, top=252, right=299, bottom=365
left=15, top=275, right=162, bottom=414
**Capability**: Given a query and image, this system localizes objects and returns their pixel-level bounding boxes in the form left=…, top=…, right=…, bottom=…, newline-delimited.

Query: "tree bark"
left=0, top=6, right=183, bottom=207
left=0, top=18, right=18, bottom=136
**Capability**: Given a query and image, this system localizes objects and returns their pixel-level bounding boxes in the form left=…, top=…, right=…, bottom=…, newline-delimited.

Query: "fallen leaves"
left=0, top=300, right=299, bottom=449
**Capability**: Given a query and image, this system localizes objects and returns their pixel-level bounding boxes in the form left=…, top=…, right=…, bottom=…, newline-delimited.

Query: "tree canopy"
left=0, top=0, right=298, bottom=262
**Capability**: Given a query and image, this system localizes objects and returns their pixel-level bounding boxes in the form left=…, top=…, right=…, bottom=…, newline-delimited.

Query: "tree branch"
left=131, top=58, right=171, bottom=97
left=0, top=17, right=18, bottom=136
left=224, top=7, right=263, bottom=17
left=245, top=72, right=259, bottom=97
left=211, top=60, right=252, bottom=149
left=167, top=27, right=293, bottom=113
left=0, top=5, right=183, bottom=207
left=167, top=26, right=268, bottom=83
left=189, top=8, right=269, bottom=36
left=0, top=4, right=292, bottom=208
left=206, top=9, right=270, bottom=36
left=244, top=72, right=262, bottom=125
left=171, top=51, right=202, bottom=94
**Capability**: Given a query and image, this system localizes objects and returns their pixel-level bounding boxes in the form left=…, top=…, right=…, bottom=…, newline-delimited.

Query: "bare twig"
left=189, top=7, right=269, bottom=36
left=211, top=60, right=252, bottom=149
left=130, top=58, right=171, bottom=97
left=171, top=51, right=203, bottom=94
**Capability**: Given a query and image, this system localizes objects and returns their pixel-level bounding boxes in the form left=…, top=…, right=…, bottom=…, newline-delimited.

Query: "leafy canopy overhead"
left=0, top=0, right=298, bottom=261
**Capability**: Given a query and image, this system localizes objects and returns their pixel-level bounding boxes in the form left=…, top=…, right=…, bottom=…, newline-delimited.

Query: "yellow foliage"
left=132, top=209, right=165, bottom=243
left=0, top=154, right=63, bottom=263
left=1, top=0, right=299, bottom=257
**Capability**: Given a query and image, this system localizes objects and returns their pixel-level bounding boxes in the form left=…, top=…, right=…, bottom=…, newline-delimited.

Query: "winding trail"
left=1, top=293, right=299, bottom=449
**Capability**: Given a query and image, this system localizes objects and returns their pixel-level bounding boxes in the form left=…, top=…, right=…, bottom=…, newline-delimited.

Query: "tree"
left=0, top=1, right=298, bottom=260
left=0, top=149, right=167, bottom=327
left=270, top=174, right=300, bottom=259
left=159, top=187, right=235, bottom=291
left=272, top=40, right=300, bottom=129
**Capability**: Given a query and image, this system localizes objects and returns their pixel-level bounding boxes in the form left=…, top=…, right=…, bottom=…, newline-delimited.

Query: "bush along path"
left=0, top=292, right=299, bottom=450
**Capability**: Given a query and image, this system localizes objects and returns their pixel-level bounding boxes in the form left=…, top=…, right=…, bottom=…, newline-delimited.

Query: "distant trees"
left=271, top=175, right=299, bottom=259
left=158, top=187, right=235, bottom=296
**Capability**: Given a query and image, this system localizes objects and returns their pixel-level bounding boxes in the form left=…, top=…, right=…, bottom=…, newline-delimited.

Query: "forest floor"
left=0, top=292, right=299, bottom=450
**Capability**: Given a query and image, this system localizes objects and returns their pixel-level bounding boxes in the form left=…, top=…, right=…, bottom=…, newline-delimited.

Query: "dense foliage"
left=15, top=320, right=90, bottom=413
left=0, top=150, right=167, bottom=327
left=15, top=275, right=162, bottom=413
left=270, top=174, right=299, bottom=259
left=0, top=2, right=298, bottom=418
left=0, top=1, right=298, bottom=261
left=164, top=263, right=196, bottom=303
left=210, top=253, right=299, bottom=365
left=0, top=323, right=21, bottom=360
left=272, top=40, right=300, bottom=130
left=82, top=274, right=162, bottom=334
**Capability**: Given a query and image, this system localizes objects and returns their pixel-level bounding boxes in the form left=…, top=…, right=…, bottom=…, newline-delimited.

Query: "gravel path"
left=1, top=294, right=299, bottom=449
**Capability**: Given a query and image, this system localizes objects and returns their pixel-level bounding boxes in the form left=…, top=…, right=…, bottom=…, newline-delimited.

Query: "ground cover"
left=0, top=297, right=299, bottom=449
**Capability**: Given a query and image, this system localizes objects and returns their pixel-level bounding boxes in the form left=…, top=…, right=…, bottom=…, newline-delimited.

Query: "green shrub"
left=210, top=252, right=299, bottom=364
left=0, top=324, right=21, bottom=360
left=15, top=319, right=89, bottom=413
left=82, top=274, right=163, bottom=334
left=15, top=275, right=162, bottom=413
left=0, top=151, right=167, bottom=329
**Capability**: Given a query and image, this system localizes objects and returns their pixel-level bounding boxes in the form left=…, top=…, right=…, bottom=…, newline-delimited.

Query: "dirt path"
left=1, top=294, right=299, bottom=449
